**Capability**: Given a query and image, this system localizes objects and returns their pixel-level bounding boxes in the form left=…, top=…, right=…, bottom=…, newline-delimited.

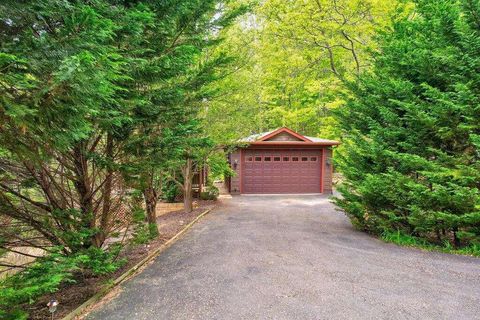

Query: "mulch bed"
left=26, top=200, right=216, bottom=320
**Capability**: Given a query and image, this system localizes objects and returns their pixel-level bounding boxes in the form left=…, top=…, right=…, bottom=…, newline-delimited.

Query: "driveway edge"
left=63, top=208, right=213, bottom=320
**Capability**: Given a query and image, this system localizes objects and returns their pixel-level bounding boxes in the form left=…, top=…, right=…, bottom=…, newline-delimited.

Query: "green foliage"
left=0, top=0, right=240, bottom=316
left=200, top=183, right=220, bottom=200
left=0, top=247, right=123, bottom=319
left=131, top=225, right=151, bottom=246
left=147, top=223, right=159, bottom=239
left=117, top=0, right=242, bottom=219
left=0, top=1, right=165, bottom=269
left=130, top=205, right=152, bottom=245
left=204, top=0, right=397, bottom=143
left=336, top=0, right=480, bottom=248
left=382, top=230, right=480, bottom=257
left=162, top=180, right=181, bottom=203
left=77, top=246, right=124, bottom=275
left=207, top=151, right=235, bottom=181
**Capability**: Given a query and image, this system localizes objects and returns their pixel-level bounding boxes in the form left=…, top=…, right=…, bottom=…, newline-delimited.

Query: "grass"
left=382, top=230, right=480, bottom=257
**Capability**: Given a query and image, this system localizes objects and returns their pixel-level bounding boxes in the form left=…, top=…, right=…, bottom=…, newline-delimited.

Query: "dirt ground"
left=26, top=200, right=216, bottom=320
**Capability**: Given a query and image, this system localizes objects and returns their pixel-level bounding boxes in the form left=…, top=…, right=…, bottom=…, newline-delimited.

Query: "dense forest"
left=0, top=0, right=479, bottom=318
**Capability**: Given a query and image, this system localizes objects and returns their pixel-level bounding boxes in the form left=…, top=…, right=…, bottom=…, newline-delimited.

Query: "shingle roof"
left=240, top=130, right=275, bottom=142
left=303, top=136, right=340, bottom=144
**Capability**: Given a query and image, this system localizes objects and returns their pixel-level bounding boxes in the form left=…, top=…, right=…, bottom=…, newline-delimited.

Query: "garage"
left=227, top=127, right=340, bottom=195
left=242, top=149, right=321, bottom=194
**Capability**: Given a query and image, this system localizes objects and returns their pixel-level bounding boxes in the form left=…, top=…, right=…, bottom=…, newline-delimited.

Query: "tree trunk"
left=143, top=179, right=159, bottom=238
left=452, top=227, right=460, bottom=248
left=435, top=228, right=441, bottom=243
left=72, top=142, right=96, bottom=248
left=183, top=158, right=194, bottom=213
left=97, top=133, right=114, bottom=247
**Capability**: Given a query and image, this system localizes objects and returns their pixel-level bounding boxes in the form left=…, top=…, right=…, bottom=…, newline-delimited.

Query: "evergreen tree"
left=336, top=0, right=480, bottom=248
left=0, top=0, right=133, bottom=252
left=0, top=0, right=241, bottom=247
left=0, top=0, right=243, bottom=316
left=120, top=1, right=244, bottom=228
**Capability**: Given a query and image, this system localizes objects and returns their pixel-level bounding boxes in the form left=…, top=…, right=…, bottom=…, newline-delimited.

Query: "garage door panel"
left=242, top=149, right=321, bottom=194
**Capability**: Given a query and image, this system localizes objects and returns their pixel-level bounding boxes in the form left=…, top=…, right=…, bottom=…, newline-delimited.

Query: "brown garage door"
left=242, top=149, right=322, bottom=194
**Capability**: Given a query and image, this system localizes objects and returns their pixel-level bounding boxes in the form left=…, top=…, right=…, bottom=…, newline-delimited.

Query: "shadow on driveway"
left=88, top=195, right=480, bottom=320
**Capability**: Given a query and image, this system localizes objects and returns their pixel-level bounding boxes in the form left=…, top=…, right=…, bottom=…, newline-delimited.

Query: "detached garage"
left=226, top=127, right=340, bottom=195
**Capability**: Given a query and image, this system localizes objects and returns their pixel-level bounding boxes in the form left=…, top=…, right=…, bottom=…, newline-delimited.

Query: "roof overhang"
left=259, top=127, right=312, bottom=142
left=240, top=127, right=340, bottom=147
left=249, top=141, right=340, bottom=146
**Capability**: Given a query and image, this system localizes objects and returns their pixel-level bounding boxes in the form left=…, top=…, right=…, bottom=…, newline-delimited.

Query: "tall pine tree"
left=336, top=0, right=480, bottom=248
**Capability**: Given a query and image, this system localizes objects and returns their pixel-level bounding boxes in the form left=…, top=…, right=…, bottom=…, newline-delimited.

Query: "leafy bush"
left=0, top=247, right=123, bottom=319
left=161, top=180, right=180, bottom=203
left=200, top=185, right=219, bottom=200
left=130, top=205, right=152, bottom=245
left=207, top=152, right=235, bottom=181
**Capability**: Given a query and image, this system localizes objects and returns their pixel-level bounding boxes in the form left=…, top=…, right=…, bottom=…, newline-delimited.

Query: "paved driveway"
left=89, top=196, right=480, bottom=320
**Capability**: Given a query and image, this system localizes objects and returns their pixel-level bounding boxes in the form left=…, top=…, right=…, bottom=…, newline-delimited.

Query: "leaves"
left=203, top=0, right=397, bottom=142
left=0, top=246, right=123, bottom=317
left=336, top=0, right=480, bottom=248
left=0, top=0, right=236, bottom=316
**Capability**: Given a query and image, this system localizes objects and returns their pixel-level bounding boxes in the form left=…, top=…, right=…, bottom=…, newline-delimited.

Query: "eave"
left=249, top=141, right=340, bottom=146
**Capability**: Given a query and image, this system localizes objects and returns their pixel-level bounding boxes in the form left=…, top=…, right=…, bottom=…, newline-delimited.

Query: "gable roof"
left=240, top=127, right=340, bottom=146
left=259, top=127, right=311, bottom=142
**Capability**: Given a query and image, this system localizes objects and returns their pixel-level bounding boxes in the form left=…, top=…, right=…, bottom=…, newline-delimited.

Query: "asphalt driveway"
left=88, top=196, right=480, bottom=320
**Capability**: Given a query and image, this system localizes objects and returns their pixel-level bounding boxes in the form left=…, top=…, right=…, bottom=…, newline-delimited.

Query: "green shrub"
left=161, top=180, right=180, bottom=203
left=200, top=185, right=219, bottom=200
left=335, top=0, right=480, bottom=249
left=0, top=246, right=123, bottom=319
left=130, top=206, right=152, bottom=245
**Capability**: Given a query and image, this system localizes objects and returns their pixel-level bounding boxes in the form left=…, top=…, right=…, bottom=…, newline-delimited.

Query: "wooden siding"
left=229, top=150, right=241, bottom=194
left=323, top=148, right=333, bottom=193
left=264, top=131, right=303, bottom=142
left=228, top=127, right=338, bottom=195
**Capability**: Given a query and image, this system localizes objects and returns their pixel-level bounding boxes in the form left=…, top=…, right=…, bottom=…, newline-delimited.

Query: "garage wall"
left=323, top=148, right=333, bottom=193
left=229, top=150, right=241, bottom=194
left=242, top=149, right=321, bottom=194
left=229, top=147, right=334, bottom=195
